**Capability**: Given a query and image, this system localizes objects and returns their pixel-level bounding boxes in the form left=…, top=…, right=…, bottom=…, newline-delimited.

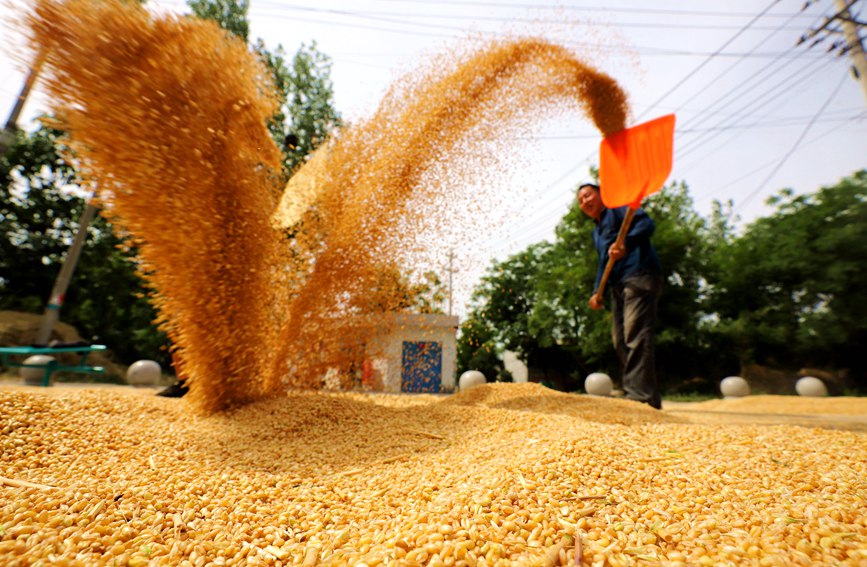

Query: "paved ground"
left=662, top=400, right=867, bottom=432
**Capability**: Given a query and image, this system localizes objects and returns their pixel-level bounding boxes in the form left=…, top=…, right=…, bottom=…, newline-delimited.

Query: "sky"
left=1, top=0, right=866, bottom=314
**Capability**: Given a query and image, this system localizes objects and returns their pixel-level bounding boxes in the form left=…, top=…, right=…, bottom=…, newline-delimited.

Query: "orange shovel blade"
left=599, top=114, right=676, bottom=209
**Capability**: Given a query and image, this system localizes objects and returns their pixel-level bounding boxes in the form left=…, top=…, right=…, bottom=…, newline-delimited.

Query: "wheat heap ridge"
left=2, top=385, right=866, bottom=565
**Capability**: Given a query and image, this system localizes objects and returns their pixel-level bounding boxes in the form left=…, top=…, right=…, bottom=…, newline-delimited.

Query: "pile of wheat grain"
left=1, top=383, right=865, bottom=566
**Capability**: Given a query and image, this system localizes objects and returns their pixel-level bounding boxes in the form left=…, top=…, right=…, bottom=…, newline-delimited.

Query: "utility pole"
left=798, top=0, right=867, bottom=106
left=447, top=250, right=455, bottom=317
left=835, top=0, right=867, bottom=104
left=34, top=199, right=98, bottom=345
left=1, top=55, right=44, bottom=155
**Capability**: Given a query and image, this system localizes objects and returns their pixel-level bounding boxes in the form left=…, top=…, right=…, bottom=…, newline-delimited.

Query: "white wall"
left=503, top=350, right=528, bottom=383
left=368, top=313, right=459, bottom=393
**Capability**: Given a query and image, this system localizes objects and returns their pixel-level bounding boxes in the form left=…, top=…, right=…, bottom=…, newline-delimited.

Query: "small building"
left=366, top=313, right=459, bottom=393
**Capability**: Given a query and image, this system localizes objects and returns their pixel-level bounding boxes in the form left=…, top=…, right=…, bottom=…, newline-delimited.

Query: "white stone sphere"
left=20, top=355, right=56, bottom=385
left=127, top=360, right=162, bottom=387
left=720, top=376, right=750, bottom=398
left=796, top=376, right=828, bottom=397
left=458, top=370, right=486, bottom=391
left=585, top=372, right=613, bottom=396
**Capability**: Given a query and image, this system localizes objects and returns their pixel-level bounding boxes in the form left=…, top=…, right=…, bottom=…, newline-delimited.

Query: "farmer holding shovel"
left=578, top=114, right=676, bottom=410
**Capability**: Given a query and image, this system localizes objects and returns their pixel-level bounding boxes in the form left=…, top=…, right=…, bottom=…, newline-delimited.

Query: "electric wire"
left=487, top=0, right=846, bottom=253
left=154, top=0, right=824, bottom=59
left=732, top=70, right=852, bottom=214
left=248, top=0, right=814, bottom=31
left=655, top=7, right=806, bottom=139
left=245, top=5, right=817, bottom=58
left=675, top=54, right=831, bottom=164
left=693, top=111, right=867, bottom=204
left=633, top=0, right=782, bottom=122
left=664, top=0, right=848, bottom=158
left=370, top=0, right=816, bottom=20
left=528, top=111, right=863, bottom=140
left=659, top=1, right=859, bottom=184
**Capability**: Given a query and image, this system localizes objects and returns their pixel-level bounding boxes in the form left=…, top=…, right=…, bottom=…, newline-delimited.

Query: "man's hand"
left=588, top=293, right=603, bottom=310
left=608, top=242, right=626, bottom=261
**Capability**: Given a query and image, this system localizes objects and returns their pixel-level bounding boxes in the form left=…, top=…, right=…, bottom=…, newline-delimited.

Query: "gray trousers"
left=611, top=273, right=662, bottom=409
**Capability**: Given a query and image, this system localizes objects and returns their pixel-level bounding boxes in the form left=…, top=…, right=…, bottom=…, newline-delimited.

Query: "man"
left=577, top=183, right=663, bottom=409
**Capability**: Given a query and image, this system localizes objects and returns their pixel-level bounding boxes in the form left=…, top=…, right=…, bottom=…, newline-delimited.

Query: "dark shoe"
left=156, top=381, right=188, bottom=398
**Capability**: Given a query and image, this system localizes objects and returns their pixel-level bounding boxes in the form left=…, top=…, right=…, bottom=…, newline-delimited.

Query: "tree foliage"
left=455, top=315, right=511, bottom=383
left=461, top=171, right=867, bottom=394
left=1, top=126, right=169, bottom=369
left=187, top=0, right=250, bottom=42
left=708, top=170, right=867, bottom=389
left=358, top=265, right=447, bottom=315
left=254, top=41, right=342, bottom=174
left=187, top=0, right=342, bottom=176
left=0, top=126, right=77, bottom=312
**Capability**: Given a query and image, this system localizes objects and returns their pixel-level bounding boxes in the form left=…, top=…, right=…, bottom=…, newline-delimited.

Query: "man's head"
left=577, top=183, right=604, bottom=221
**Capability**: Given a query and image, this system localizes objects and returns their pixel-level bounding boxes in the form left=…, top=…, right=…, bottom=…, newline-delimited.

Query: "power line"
left=655, top=6, right=806, bottom=137
left=692, top=111, right=867, bottom=203
left=674, top=55, right=830, bottom=163
left=669, top=1, right=860, bottom=164
left=634, top=0, right=782, bottom=122
left=479, top=3, right=839, bottom=252
left=247, top=7, right=811, bottom=58
left=157, top=0, right=828, bottom=59
left=732, top=70, right=852, bottom=214
left=370, top=0, right=814, bottom=19
left=527, top=112, right=862, bottom=140
left=246, top=0, right=816, bottom=31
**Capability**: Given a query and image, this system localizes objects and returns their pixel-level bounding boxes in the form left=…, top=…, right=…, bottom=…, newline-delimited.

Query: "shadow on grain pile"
left=196, top=394, right=446, bottom=475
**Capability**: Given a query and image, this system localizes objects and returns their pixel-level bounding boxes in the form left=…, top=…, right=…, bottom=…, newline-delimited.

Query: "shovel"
left=592, top=114, right=675, bottom=304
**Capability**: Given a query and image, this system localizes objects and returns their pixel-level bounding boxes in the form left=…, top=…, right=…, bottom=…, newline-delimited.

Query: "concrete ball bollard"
left=20, top=355, right=56, bottom=386
left=585, top=372, right=613, bottom=396
left=458, top=370, right=486, bottom=391
left=796, top=376, right=828, bottom=397
left=127, top=360, right=162, bottom=387
left=720, top=376, right=750, bottom=398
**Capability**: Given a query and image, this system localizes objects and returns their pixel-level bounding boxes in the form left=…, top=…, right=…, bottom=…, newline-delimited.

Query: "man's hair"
left=578, top=183, right=600, bottom=193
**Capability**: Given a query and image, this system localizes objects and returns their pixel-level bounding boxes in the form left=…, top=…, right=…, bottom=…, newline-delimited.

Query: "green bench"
left=0, top=344, right=107, bottom=387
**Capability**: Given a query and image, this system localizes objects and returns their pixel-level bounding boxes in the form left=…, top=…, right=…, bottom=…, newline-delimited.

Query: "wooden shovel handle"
left=592, top=207, right=636, bottom=304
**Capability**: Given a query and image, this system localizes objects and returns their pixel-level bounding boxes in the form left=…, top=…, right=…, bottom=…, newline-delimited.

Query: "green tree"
left=0, top=126, right=77, bottom=312
left=708, top=170, right=867, bottom=391
left=457, top=244, right=550, bottom=385
left=187, top=0, right=250, bottom=42
left=1, top=125, right=170, bottom=369
left=455, top=315, right=511, bottom=383
left=470, top=244, right=549, bottom=357
left=642, top=181, right=736, bottom=390
left=279, top=42, right=342, bottom=173
left=412, top=270, right=448, bottom=315
left=525, top=206, right=612, bottom=388
left=357, top=265, right=447, bottom=315
left=188, top=0, right=342, bottom=176
left=2, top=0, right=343, bottom=375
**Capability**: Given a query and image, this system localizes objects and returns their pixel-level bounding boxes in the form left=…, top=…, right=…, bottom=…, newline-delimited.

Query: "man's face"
left=577, top=186, right=603, bottom=220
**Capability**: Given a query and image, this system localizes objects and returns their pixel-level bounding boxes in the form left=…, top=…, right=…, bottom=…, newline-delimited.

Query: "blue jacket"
left=592, top=206, right=661, bottom=291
